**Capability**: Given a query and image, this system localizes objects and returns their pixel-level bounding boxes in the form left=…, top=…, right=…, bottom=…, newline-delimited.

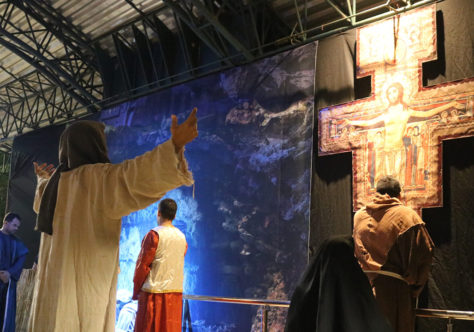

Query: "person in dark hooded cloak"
left=284, top=235, right=393, bottom=332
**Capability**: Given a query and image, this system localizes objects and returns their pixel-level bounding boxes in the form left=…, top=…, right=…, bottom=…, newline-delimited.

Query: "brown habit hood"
left=36, top=120, right=110, bottom=234
left=353, top=193, right=425, bottom=272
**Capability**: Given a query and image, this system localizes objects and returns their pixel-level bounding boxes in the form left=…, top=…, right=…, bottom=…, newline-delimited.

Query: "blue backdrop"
left=106, top=42, right=317, bottom=331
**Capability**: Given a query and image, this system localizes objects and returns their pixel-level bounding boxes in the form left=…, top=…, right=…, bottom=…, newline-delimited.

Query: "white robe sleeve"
left=94, top=139, right=194, bottom=219
left=33, top=177, right=49, bottom=214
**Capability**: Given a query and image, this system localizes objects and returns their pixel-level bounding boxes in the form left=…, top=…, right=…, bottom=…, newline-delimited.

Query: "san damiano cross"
left=318, top=5, right=474, bottom=213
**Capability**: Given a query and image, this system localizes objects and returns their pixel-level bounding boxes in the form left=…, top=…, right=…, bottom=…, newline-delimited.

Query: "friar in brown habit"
left=353, top=175, right=434, bottom=332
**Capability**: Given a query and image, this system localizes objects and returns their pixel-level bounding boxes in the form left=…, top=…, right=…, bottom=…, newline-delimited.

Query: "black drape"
left=311, top=30, right=356, bottom=256
left=311, top=0, right=474, bottom=331
left=418, top=136, right=474, bottom=332
left=7, top=125, right=64, bottom=268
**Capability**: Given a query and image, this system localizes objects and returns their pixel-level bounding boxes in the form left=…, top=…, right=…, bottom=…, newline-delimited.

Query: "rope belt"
left=363, top=270, right=408, bottom=284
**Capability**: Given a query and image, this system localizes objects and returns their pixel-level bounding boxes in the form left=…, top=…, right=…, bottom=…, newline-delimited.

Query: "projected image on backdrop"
left=105, top=42, right=317, bottom=331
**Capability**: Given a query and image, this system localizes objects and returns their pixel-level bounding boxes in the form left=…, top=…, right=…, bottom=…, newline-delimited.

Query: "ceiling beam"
left=163, top=0, right=232, bottom=64
left=0, top=27, right=99, bottom=107
left=189, top=0, right=254, bottom=61
left=14, top=0, right=98, bottom=68
left=325, top=0, right=352, bottom=23
left=0, top=0, right=104, bottom=145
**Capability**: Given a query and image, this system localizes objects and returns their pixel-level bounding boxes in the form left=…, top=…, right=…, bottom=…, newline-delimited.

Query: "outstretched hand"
left=171, top=107, right=198, bottom=152
left=33, top=162, right=56, bottom=180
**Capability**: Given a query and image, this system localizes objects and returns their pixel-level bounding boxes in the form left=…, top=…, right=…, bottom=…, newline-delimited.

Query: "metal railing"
left=183, top=294, right=473, bottom=332
left=415, top=308, right=474, bottom=332
left=183, top=295, right=289, bottom=332
left=415, top=308, right=474, bottom=320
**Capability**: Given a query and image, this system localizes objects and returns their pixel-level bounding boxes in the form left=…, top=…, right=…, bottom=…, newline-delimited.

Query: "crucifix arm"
left=344, top=114, right=384, bottom=127
left=410, top=100, right=464, bottom=118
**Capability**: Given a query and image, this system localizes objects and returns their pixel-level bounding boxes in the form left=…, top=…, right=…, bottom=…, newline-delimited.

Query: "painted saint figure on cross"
left=341, top=81, right=464, bottom=186
left=318, top=5, right=474, bottom=212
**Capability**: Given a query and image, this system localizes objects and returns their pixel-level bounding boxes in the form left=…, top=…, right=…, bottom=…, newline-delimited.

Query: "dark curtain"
left=311, top=0, right=474, bottom=331
left=7, top=125, right=64, bottom=268
left=418, top=136, right=474, bottom=332
left=310, top=30, right=356, bottom=256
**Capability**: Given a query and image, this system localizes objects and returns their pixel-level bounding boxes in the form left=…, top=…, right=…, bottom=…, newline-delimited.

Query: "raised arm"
left=97, top=108, right=198, bottom=219
left=346, top=113, right=385, bottom=127
left=32, top=162, right=56, bottom=213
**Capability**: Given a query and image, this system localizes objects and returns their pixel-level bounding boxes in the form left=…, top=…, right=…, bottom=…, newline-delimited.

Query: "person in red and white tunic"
left=133, top=198, right=187, bottom=332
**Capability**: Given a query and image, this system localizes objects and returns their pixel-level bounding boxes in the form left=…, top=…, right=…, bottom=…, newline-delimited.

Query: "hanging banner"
left=318, top=5, right=474, bottom=211
left=104, top=42, right=317, bottom=331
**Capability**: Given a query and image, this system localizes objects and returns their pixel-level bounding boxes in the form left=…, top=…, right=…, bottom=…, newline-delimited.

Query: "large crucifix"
left=318, top=5, right=474, bottom=212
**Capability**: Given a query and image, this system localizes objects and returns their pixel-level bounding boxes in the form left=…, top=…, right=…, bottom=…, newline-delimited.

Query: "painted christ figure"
left=343, top=82, right=463, bottom=184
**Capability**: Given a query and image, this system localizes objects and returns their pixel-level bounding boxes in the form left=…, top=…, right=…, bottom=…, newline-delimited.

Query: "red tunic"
left=133, top=230, right=186, bottom=332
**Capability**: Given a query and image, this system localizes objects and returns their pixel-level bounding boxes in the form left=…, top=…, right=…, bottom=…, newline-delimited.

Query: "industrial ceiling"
left=0, top=0, right=436, bottom=152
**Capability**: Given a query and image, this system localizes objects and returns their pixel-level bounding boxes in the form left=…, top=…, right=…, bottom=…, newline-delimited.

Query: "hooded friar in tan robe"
left=353, top=193, right=434, bottom=332
left=28, top=121, right=194, bottom=332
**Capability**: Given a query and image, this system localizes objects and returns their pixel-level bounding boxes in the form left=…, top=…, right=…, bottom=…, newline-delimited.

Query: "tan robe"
left=28, top=140, right=194, bottom=332
left=353, top=193, right=434, bottom=332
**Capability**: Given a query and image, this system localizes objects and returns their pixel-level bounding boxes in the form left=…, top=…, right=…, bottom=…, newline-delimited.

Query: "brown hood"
left=36, top=121, right=110, bottom=235
left=365, top=193, right=402, bottom=216
left=58, top=120, right=110, bottom=169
